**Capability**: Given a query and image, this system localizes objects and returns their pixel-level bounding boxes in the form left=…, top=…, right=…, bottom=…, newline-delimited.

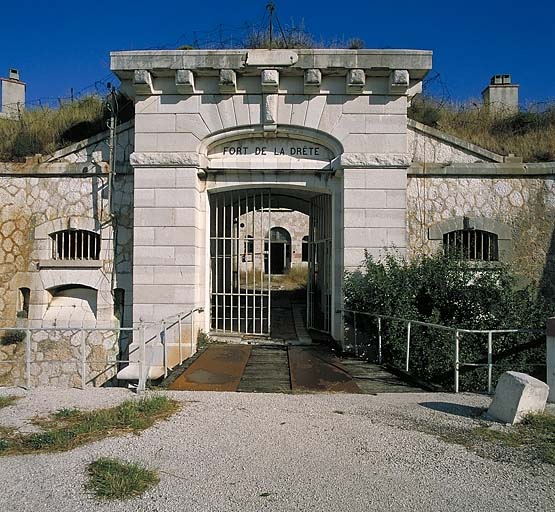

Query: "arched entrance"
left=265, top=227, right=291, bottom=275
left=209, top=187, right=332, bottom=337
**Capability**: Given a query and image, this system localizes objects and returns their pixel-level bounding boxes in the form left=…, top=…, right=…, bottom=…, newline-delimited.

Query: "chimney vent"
left=482, top=74, right=519, bottom=115
left=9, top=69, right=20, bottom=81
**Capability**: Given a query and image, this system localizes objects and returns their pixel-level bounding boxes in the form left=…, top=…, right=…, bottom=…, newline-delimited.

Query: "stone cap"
left=111, top=48, right=432, bottom=79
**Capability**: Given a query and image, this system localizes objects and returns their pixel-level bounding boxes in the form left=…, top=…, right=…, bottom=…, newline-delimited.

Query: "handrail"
left=339, top=308, right=545, bottom=394
left=0, top=306, right=204, bottom=392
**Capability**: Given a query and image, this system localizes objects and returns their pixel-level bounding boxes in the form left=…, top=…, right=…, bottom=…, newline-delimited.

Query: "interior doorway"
left=209, top=188, right=332, bottom=337
left=265, top=227, right=291, bottom=275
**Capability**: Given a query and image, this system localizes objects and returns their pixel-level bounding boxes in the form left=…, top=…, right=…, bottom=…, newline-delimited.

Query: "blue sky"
left=2, top=0, right=554, bottom=106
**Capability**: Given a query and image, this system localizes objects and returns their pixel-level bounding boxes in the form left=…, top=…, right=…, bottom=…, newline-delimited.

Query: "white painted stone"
left=548, top=318, right=555, bottom=403
left=487, top=371, right=549, bottom=424
left=261, top=70, right=279, bottom=92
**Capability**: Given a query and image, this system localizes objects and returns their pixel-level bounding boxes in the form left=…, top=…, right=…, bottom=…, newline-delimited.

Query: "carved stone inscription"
left=209, top=138, right=332, bottom=161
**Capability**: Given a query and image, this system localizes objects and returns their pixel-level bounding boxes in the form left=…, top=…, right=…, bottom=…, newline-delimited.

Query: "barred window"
left=443, top=229, right=498, bottom=261
left=50, top=229, right=100, bottom=260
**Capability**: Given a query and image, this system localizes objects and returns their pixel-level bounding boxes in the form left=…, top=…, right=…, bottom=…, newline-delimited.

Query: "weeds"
left=0, top=330, right=26, bottom=346
left=0, top=395, right=179, bottom=456
left=409, top=96, right=555, bottom=162
left=441, top=412, right=555, bottom=465
left=85, top=457, right=159, bottom=500
left=0, top=396, right=19, bottom=408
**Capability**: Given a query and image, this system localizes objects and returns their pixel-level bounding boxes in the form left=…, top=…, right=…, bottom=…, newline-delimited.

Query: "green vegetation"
left=408, top=96, right=555, bottom=162
left=0, top=395, right=179, bottom=456
left=0, top=396, right=19, bottom=409
left=0, top=93, right=134, bottom=162
left=0, top=329, right=26, bottom=346
left=85, top=457, right=159, bottom=501
left=443, top=412, right=555, bottom=465
left=0, top=96, right=104, bottom=161
left=344, top=252, right=548, bottom=390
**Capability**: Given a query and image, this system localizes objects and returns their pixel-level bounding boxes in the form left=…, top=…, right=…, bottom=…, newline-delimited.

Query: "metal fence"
left=340, top=309, right=546, bottom=394
left=0, top=307, right=203, bottom=392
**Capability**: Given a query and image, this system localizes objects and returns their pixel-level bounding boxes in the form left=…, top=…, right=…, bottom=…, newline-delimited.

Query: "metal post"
left=487, top=331, right=493, bottom=394
left=378, top=316, right=383, bottom=364
left=137, top=323, right=146, bottom=394
left=190, top=313, right=195, bottom=356
left=353, top=312, right=358, bottom=356
left=80, top=329, right=86, bottom=389
left=405, top=322, right=411, bottom=372
left=454, top=330, right=460, bottom=393
left=162, top=320, right=168, bottom=378
left=25, top=329, right=31, bottom=389
left=178, top=315, right=183, bottom=363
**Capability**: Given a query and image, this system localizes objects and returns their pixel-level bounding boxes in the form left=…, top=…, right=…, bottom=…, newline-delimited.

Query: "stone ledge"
left=409, top=161, right=555, bottom=176
left=38, top=260, right=104, bottom=269
left=130, top=152, right=204, bottom=168
left=341, top=153, right=410, bottom=168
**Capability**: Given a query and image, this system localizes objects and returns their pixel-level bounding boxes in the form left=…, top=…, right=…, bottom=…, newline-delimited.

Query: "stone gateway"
left=1, top=48, right=554, bottom=387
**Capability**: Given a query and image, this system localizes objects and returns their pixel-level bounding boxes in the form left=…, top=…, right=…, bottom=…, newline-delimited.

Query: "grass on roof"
left=0, top=96, right=105, bottom=162
left=409, top=95, right=555, bottom=162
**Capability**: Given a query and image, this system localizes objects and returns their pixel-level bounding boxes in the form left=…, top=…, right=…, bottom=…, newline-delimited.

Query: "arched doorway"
left=265, top=227, right=291, bottom=275
left=209, top=188, right=332, bottom=336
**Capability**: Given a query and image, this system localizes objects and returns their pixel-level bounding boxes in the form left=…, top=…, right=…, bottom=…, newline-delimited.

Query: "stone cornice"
left=111, top=49, right=433, bottom=80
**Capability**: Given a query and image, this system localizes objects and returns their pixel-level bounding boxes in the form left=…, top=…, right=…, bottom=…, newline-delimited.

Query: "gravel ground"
left=0, top=387, right=554, bottom=512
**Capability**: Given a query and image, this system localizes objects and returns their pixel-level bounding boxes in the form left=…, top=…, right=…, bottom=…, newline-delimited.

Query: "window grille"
left=443, top=229, right=498, bottom=261
left=50, top=230, right=100, bottom=260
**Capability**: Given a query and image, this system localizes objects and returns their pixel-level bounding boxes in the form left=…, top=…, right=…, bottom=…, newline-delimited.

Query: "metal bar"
left=162, top=320, right=168, bottom=378
left=80, top=329, right=86, bottom=389
left=353, top=312, right=358, bottom=356
left=25, top=329, right=31, bottom=389
left=406, top=321, right=411, bottom=372
left=178, top=315, right=183, bottom=363
left=191, top=311, right=195, bottom=356
left=378, top=316, right=383, bottom=364
left=487, top=331, right=493, bottom=394
left=454, top=330, right=460, bottom=393
left=137, top=323, right=146, bottom=394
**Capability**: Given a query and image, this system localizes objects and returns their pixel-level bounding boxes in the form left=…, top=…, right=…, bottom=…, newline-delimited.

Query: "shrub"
left=344, top=252, right=550, bottom=390
left=0, top=330, right=26, bottom=346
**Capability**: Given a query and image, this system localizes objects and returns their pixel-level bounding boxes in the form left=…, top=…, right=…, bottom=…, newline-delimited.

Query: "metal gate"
left=307, top=194, right=332, bottom=333
left=210, top=189, right=272, bottom=335
left=210, top=189, right=332, bottom=337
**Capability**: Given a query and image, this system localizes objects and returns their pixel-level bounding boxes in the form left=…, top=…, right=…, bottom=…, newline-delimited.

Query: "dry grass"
left=240, top=265, right=308, bottom=290
left=409, top=96, right=555, bottom=162
left=0, top=96, right=104, bottom=161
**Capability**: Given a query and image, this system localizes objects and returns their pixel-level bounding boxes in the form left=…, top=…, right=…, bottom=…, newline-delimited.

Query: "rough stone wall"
left=407, top=174, right=555, bottom=297
left=0, top=161, right=134, bottom=387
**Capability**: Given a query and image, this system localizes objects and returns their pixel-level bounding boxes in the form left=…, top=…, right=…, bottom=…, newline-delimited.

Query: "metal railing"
left=0, top=307, right=204, bottom=392
left=340, top=309, right=545, bottom=394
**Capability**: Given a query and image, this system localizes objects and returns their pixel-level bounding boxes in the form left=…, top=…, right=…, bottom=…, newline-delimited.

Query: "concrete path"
left=1, top=388, right=554, bottom=511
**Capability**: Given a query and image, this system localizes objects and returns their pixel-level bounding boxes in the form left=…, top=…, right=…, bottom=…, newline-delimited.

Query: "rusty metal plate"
left=288, top=346, right=361, bottom=394
left=169, top=345, right=252, bottom=392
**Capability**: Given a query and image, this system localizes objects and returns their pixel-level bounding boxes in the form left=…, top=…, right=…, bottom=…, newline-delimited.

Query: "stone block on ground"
left=487, top=371, right=549, bottom=424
